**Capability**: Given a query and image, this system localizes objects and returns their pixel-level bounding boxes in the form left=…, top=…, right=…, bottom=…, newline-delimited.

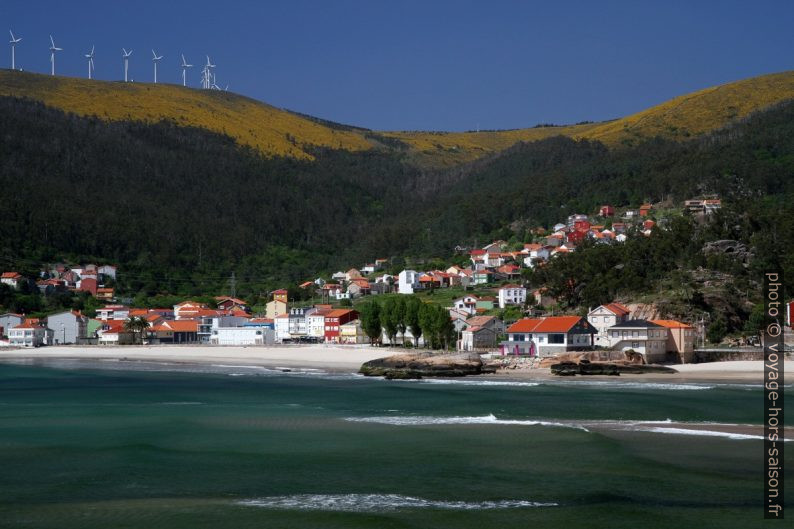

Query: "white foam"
left=238, top=494, right=556, bottom=512
left=551, top=381, right=714, bottom=391
left=418, top=379, right=541, bottom=387
left=634, top=426, right=766, bottom=440
left=345, top=414, right=589, bottom=431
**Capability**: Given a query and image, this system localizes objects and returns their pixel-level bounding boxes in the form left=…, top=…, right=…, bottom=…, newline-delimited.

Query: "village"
left=1, top=196, right=771, bottom=366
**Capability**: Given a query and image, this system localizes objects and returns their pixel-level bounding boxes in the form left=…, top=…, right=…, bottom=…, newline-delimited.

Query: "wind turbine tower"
left=85, top=45, right=95, bottom=79
left=122, top=48, right=132, bottom=82
left=9, top=30, right=21, bottom=70
left=202, top=55, right=216, bottom=89
left=180, top=54, right=193, bottom=87
left=49, top=35, right=62, bottom=76
left=151, top=49, right=163, bottom=83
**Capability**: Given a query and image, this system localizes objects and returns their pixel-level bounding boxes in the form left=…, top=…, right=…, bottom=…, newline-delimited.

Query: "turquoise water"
left=0, top=360, right=789, bottom=528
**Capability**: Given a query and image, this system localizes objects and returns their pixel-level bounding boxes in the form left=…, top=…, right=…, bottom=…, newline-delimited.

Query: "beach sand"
left=0, top=344, right=398, bottom=372
left=0, top=345, right=790, bottom=383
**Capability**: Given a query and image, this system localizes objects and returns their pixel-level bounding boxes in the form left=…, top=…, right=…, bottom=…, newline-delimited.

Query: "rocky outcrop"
left=359, top=352, right=484, bottom=379
left=702, top=239, right=753, bottom=266
left=550, top=360, right=677, bottom=376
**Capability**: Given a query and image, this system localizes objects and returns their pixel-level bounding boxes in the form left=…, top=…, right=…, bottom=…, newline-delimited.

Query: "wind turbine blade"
left=9, top=30, right=13, bottom=40
left=50, top=35, right=55, bottom=47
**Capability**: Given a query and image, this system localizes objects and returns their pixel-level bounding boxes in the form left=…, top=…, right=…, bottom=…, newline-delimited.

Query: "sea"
left=0, top=359, right=789, bottom=528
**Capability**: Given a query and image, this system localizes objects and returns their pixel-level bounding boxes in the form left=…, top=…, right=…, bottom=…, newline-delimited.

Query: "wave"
left=633, top=426, right=766, bottom=441
left=345, top=414, right=589, bottom=431
left=551, top=381, right=715, bottom=391
left=238, top=494, right=557, bottom=512
left=417, top=379, right=540, bottom=387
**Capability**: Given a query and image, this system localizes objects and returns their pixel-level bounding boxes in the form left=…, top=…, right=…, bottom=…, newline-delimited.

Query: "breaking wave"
left=345, top=414, right=589, bottom=431
left=238, top=494, right=557, bottom=511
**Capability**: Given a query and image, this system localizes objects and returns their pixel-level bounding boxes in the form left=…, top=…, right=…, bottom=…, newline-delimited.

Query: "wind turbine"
left=180, top=54, right=192, bottom=87
left=85, top=45, right=95, bottom=79
left=49, top=35, right=62, bottom=76
left=122, top=48, right=132, bottom=82
left=203, top=55, right=215, bottom=89
left=151, top=49, right=162, bottom=83
left=9, top=30, right=21, bottom=70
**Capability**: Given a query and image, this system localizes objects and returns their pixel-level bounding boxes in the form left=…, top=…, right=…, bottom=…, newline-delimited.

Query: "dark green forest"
left=1, top=95, right=792, bottom=315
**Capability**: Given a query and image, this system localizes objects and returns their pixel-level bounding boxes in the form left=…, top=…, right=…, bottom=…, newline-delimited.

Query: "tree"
left=707, top=317, right=728, bottom=344
left=381, top=297, right=397, bottom=345
left=124, top=316, right=149, bottom=344
left=405, top=296, right=423, bottom=347
left=391, top=296, right=407, bottom=345
left=360, top=301, right=382, bottom=344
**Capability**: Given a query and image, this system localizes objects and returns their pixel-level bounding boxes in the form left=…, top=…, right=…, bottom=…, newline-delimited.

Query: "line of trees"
left=358, top=295, right=455, bottom=350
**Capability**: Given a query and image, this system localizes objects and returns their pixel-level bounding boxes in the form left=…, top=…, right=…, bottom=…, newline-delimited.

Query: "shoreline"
left=1, top=345, right=791, bottom=382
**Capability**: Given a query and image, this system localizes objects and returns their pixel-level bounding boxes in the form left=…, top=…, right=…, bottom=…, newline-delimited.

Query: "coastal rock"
left=550, top=361, right=676, bottom=376
left=359, top=352, right=483, bottom=379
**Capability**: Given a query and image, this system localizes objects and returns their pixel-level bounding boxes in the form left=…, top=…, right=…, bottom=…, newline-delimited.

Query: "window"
left=632, top=331, right=639, bottom=338
left=632, top=342, right=639, bottom=348
left=592, top=317, right=599, bottom=323
left=548, top=334, right=565, bottom=344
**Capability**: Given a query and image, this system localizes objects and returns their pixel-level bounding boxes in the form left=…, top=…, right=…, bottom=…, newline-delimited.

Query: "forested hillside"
left=1, top=92, right=793, bottom=312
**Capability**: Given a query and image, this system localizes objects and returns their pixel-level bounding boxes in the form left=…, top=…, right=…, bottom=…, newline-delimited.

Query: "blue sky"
left=2, top=1, right=792, bottom=131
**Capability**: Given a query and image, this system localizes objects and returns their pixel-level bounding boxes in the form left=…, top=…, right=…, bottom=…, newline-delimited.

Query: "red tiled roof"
left=470, top=249, right=486, bottom=255
left=326, top=309, right=356, bottom=318
left=1, top=272, right=22, bottom=279
left=603, top=303, right=630, bottom=317
left=507, top=316, right=583, bottom=333
left=155, top=320, right=198, bottom=332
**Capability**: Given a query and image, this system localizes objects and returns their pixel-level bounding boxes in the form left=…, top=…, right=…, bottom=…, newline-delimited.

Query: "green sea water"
left=0, top=359, right=789, bottom=528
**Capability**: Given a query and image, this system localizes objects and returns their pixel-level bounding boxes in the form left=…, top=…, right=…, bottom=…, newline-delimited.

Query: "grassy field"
left=4, top=69, right=794, bottom=166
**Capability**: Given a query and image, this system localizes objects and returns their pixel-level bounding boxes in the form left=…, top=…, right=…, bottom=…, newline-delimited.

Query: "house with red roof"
left=173, top=301, right=209, bottom=320
left=324, top=309, right=358, bottom=343
left=215, top=296, right=250, bottom=312
left=97, top=320, right=136, bottom=345
left=502, top=316, right=596, bottom=357
left=650, top=320, right=696, bottom=363
left=587, top=303, right=631, bottom=347
left=599, top=205, right=615, bottom=217
left=147, top=320, right=199, bottom=344
left=1, top=272, right=24, bottom=289
left=9, top=318, right=53, bottom=347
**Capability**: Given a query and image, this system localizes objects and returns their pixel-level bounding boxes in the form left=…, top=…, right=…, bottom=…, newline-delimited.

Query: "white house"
left=501, top=316, right=596, bottom=357
left=210, top=326, right=274, bottom=345
left=452, top=295, right=479, bottom=315
left=1, top=272, right=24, bottom=289
left=98, top=265, right=118, bottom=280
left=587, top=303, right=631, bottom=347
left=274, top=314, right=291, bottom=342
left=607, top=320, right=668, bottom=363
left=9, top=320, right=52, bottom=347
left=522, top=246, right=551, bottom=268
left=398, top=270, right=420, bottom=294
left=307, top=310, right=331, bottom=338
left=498, top=284, right=527, bottom=309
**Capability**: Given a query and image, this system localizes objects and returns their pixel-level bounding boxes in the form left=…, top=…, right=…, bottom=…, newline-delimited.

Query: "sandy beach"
left=0, top=345, right=791, bottom=382
left=0, top=344, right=396, bottom=372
